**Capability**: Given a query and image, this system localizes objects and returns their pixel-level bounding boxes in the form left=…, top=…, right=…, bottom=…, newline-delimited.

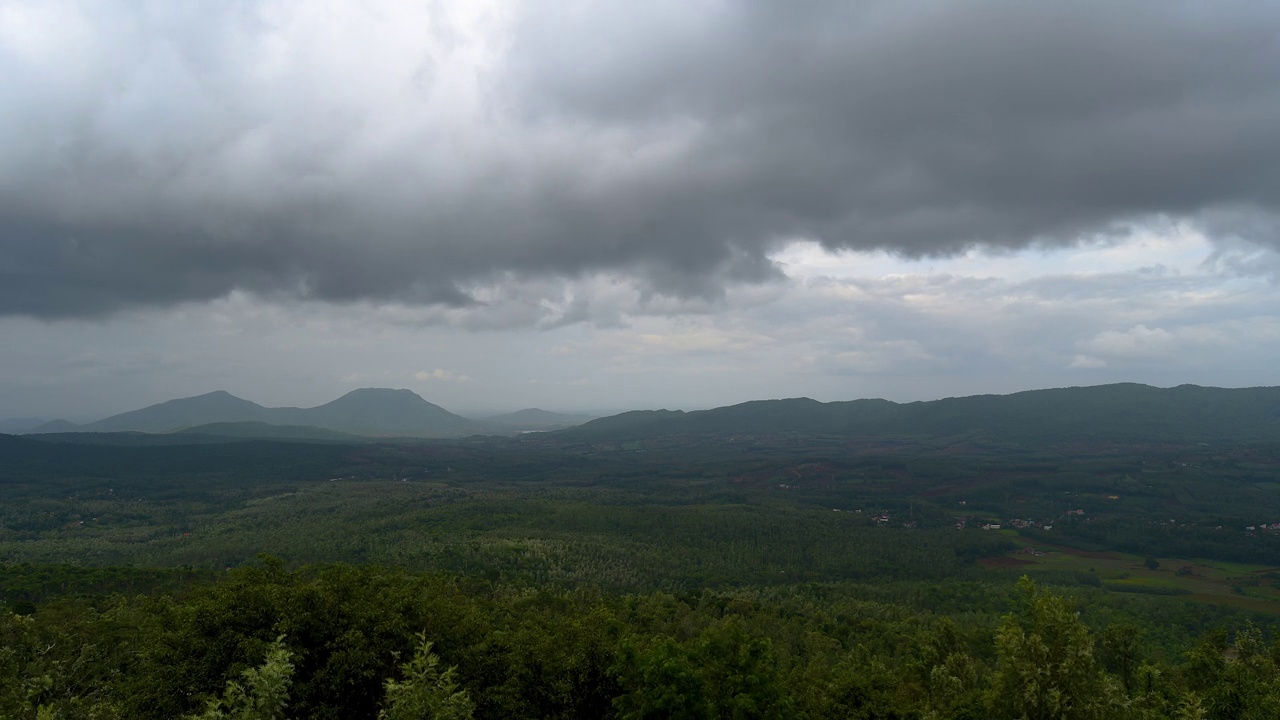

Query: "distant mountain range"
left=28, top=388, right=472, bottom=437
left=16, top=383, right=1280, bottom=445
left=23, top=389, right=595, bottom=439
left=0, top=417, right=49, bottom=434
left=555, top=383, right=1280, bottom=444
left=479, top=408, right=598, bottom=432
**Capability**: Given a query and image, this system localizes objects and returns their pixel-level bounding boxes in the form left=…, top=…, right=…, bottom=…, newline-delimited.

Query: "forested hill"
left=557, top=383, right=1280, bottom=443
left=30, top=388, right=478, bottom=438
left=0, top=431, right=349, bottom=481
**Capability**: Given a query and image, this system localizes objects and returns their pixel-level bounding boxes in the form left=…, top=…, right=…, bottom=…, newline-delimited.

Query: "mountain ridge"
left=29, top=388, right=478, bottom=438
left=21, top=382, right=1280, bottom=444
left=554, top=383, right=1280, bottom=444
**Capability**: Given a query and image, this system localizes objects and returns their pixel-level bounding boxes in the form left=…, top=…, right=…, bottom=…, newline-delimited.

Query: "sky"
left=2, top=1, right=1280, bottom=420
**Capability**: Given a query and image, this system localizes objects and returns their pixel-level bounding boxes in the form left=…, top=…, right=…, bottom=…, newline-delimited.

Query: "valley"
left=6, top=383, right=1280, bottom=718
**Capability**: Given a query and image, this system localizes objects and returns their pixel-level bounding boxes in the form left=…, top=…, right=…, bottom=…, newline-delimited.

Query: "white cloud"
left=1069, top=355, right=1107, bottom=369
left=1079, top=324, right=1231, bottom=363
left=416, top=368, right=472, bottom=383
left=1080, top=325, right=1180, bottom=360
left=820, top=340, right=939, bottom=375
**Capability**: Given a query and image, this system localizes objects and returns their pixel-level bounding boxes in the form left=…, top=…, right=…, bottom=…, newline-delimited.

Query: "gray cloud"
left=3, top=233, right=1280, bottom=419
left=2, top=1, right=1279, bottom=318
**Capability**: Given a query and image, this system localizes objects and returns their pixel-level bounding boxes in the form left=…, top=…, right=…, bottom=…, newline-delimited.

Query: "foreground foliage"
left=4, top=564, right=1280, bottom=719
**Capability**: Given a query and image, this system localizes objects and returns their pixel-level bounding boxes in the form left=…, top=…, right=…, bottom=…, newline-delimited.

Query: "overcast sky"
left=3, top=1, right=1279, bottom=420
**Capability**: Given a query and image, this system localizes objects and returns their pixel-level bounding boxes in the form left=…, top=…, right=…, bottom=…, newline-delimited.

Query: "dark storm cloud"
left=511, top=2, right=1280, bottom=243
left=1, top=1, right=1278, bottom=318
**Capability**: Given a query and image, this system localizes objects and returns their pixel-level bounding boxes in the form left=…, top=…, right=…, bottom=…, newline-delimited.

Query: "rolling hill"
left=27, top=419, right=82, bottom=434
left=31, top=388, right=478, bottom=438
left=268, top=388, right=476, bottom=437
left=478, top=408, right=596, bottom=432
left=555, top=383, right=1280, bottom=444
left=71, top=391, right=269, bottom=433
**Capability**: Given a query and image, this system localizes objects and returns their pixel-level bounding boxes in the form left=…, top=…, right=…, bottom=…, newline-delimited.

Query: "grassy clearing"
left=986, top=532, right=1280, bottom=614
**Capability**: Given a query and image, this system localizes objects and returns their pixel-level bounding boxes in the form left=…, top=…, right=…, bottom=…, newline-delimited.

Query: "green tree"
left=378, top=632, right=474, bottom=720
left=924, top=652, right=984, bottom=720
left=1183, top=624, right=1280, bottom=720
left=0, top=611, right=52, bottom=720
left=613, top=637, right=709, bottom=720
left=988, top=577, right=1120, bottom=720
left=916, top=617, right=986, bottom=719
left=614, top=621, right=792, bottom=720
left=188, top=635, right=294, bottom=720
left=694, top=621, right=793, bottom=720
left=0, top=606, right=128, bottom=720
left=1101, top=624, right=1141, bottom=695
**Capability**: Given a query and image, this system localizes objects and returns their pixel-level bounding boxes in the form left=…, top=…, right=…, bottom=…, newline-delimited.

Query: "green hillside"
left=560, top=383, right=1280, bottom=443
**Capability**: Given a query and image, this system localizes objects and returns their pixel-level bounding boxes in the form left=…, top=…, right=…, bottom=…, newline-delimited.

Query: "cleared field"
left=985, top=532, right=1280, bottom=614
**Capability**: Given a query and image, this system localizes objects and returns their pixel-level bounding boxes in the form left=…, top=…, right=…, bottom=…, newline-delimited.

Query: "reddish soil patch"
left=979, top=556, right=1035, bottom=569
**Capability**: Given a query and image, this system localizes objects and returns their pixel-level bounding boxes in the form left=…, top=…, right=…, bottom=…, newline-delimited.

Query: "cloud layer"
left=5, top=226, right=1279, bottom=419
left=3, top=1, right=1279, bottom=318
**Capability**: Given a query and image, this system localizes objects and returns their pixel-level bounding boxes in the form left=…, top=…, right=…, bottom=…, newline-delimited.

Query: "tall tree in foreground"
left=989, top=577, right=1121, bottom=720
left=188, top=635, right=294, bottom=720
left=378, top=632, right=475, bottom=720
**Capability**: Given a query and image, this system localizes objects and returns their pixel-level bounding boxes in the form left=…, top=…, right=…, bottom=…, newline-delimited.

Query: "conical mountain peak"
left=66, top=387, right=474, bottom=437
